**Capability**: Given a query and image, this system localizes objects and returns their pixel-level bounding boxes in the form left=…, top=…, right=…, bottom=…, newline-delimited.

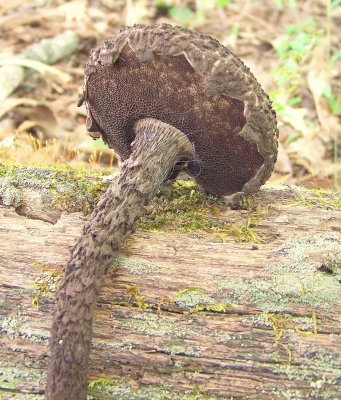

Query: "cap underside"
left=87, top=45, right=264, bottom=196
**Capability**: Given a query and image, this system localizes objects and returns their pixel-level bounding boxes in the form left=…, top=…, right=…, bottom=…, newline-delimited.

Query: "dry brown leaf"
left=0, top=97, right=38, bottom=119
left=23, top=104, right=62, bottom=140
left=281, top=106, right=311, bottom=137
left=0, top=57, right=72, bottom=84
left=315, top=104, right=341, bottom=142
left=307, top=68, right=326, bottom=105
left=0, top=0, right=29, bottom=16
left=16, top=120, right=40, bottom=134
left=288, top=136, right=326, bottom=176
left=1, top=101, right=67, bottom=142
left=0, top=134, right=15, bottom=148
left=307, top=42, right=341, bottom=139
left=0, top=9, right=63, bottom=30
left=125, top=0, right=149, bottom=25
left=274, top=141, right=293, bottom=175
left=57, top=0, right=87, bottom=23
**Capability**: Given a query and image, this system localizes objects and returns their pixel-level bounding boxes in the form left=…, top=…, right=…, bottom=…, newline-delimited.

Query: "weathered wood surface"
left=0, top=176, right=340, bottom=400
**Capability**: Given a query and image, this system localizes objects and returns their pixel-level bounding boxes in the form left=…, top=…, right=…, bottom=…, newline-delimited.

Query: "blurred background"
left=0, top=0, right=340, bottom=190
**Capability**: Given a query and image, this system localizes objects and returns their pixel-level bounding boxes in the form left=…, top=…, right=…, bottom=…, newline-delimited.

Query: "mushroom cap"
left=83, top=24, right=278, bottom=197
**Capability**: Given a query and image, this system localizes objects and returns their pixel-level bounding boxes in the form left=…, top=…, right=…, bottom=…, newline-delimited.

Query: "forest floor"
left=0, top=0, right=340, bottom=190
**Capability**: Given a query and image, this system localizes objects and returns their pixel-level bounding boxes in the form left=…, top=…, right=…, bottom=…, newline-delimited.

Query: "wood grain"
left=0, top=182, right=340, bottom=399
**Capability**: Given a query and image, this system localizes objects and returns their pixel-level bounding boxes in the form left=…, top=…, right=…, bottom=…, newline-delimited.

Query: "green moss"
left=119, top=284, right=151, bottom=309
left=230, top=216, right=262, bottom=243
left=290, top=187, right=341, bottom=211
left=1, top=267, right=56, bottom=343
left=173, top=288, right=231, bottom=314
left=175, top=288, right=216, bottom=308
left=0, top=362, right=46, bottom=394
left=114, top=256, right=160, bottom=275
left=188, top=303, right=229, bottom=314
left=0, top=164, right=109, bottom=214
left=137, top=180, right=261, bottom=242
left=137, top=180, right=218, bottom=233
left=88, top=378, right=116, bottom=388
left=1, top=167, right=263, bottom=242
left=217, top=232, right=341, bottom=311
left=238, top=195, right=254, bottom=210
left=31, top=272, right=61, bottom=307
left=265, top=336, right=340, bottom=399
left=0, top=314, right=48, bottom=344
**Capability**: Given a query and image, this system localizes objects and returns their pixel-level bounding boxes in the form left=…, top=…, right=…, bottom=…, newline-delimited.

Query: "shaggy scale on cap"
left=80, top=24, right=278, bottom=197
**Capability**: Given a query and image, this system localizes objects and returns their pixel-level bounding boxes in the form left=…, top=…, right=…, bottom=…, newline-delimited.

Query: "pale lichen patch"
left=159, top=339, right=200, bottom=357
left=0, top=314, right=48, bottom=344
left=273, top=352, right=339, bottom=400
left=217, top=232, right=341, bottom=311
left=87, top=379, right=220, bottom=399
left=114, top=256, right=160, bottom=275
left=0, top=362, right=46, bottom=395
left=0, top=178, right=22, bottom=207
left=120, top=311, right=187, bottom=338
left=174, top=288, right=216, bottom=309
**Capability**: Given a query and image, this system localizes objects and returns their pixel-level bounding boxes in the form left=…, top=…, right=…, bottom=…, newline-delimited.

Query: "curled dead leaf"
left=0, top=58, right=72, bottom=85
left=287, top=135, right=327, bottom=176
left=0, top=98, right=39, bottom=119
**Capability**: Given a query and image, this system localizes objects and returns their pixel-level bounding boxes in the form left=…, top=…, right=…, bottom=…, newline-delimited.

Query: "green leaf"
left=332, top=0, right=341, bottom=8
left=322, top=82, right=332, bottom=99
left=303, top=18, right=317, bottom=28
left=229, top=25, right=239, bottom=35
left=273, top=0, right=283, bottom=8
left=332, top=49, right=341, bottom=63
left=169, top=7, right=194, bottom=24
left=330, top=95, right=341, bottom=116
left=285, top=24, right=299, bottom=35
left=216, top=0, right=231, bottom=7
left=285, top=132, right=301, bottom=145
left=287, top=96, right=302, bottom=106
left=154, top=1, right=170, bottom=6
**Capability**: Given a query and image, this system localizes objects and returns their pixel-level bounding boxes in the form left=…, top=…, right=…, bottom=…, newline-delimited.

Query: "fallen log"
left=0, top=165, right=340, bottom=399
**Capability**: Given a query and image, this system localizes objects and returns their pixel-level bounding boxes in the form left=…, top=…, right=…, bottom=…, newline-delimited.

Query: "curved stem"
left=45, top=119, right=192, bottom=400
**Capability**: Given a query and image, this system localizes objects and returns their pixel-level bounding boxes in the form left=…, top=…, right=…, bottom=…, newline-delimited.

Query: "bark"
left=0, top=163, right=340, bottom=399
left=44, top=119, right=193, bottom=400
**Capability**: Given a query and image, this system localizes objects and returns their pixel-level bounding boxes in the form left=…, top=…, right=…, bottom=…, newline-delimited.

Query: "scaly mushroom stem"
left=45, top=118, right=193, bottom=400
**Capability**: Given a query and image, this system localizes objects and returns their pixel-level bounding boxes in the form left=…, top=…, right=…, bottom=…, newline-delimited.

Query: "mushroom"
left=45, top=24, right=278, bottom=400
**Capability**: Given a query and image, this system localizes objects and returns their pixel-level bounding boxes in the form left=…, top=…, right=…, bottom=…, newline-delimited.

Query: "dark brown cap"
left=82, top=24, right=278, bottom=197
